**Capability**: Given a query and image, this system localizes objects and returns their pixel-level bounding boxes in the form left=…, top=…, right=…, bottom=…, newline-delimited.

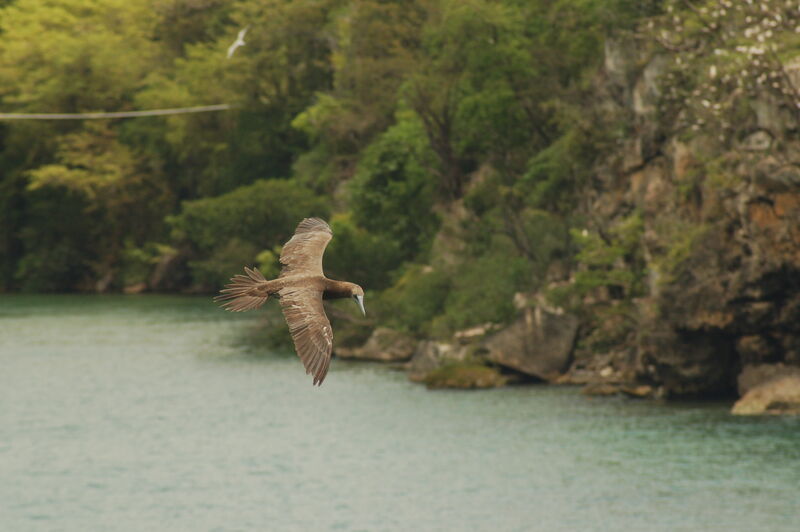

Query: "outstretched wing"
left=278, top=217, right=333, bottom=278
left=278, top=286, right=333, bottom=386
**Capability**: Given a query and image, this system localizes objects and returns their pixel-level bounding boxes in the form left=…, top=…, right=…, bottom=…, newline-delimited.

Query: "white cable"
left=0, top=104, right=232, bottom=120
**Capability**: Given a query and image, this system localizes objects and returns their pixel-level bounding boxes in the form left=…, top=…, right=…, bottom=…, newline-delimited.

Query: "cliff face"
left=565, top=38, right=800, bottom=398
left=388, top=35, right=800, bottom=400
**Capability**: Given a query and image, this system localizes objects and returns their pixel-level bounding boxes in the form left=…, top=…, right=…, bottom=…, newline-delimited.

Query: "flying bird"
left=226, top=27, right=248, bottom=59
left=215, top=218, right=365, bottom=386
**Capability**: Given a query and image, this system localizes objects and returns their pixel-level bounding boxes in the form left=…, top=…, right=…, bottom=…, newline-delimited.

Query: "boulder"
left=335, top=327, right=416, bottom=362
left=123, top=282, right=147, bottom=295
left=732, top=376, right=800, bottom=415
left=406, top=341, right=468, bottom=382
left=483, top=306, right=578, bottom=381
left=737, top=363, right=800, bottom=396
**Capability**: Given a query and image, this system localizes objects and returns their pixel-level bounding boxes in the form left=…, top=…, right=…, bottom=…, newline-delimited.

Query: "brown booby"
left=215, top=218, right=365, bottom=385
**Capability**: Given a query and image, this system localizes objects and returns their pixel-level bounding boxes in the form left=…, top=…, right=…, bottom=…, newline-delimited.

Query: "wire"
left=0, top=104, right=232, bottom=120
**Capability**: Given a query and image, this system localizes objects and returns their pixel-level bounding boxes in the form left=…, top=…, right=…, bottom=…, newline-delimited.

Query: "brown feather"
left=278, top=218, right=333, bottom=278
left=214, top=266, right=269, bottom=312
left=278, top=286, right=333, bottom=386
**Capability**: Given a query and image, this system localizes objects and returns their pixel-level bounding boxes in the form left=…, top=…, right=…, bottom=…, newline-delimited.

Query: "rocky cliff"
left=345, top=24, right=800, bottom=410
left=567, top=35, right=800, bottom=400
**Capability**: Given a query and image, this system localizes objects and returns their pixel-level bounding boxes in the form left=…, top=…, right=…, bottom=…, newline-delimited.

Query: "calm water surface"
left=1, top=295, right=798, bottom=531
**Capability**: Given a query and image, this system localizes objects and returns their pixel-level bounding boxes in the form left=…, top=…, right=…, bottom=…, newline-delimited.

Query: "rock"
left=582, top=383, right=621, bottom=396
left=737, top=363, right=800, bottom=396
left=604, top=38, right=636, bottom=89
left=735, top=336, right=777, bottom=366
left=752, top=96, right=796, bottom=135
left=149, top=250, right=188, bottom=292
left=637, top=323, right=738, bottom=397
left=429, top=201, right=469, bottom=269
left=784, top=57, right=800, bottom=89
left=671, top=139, right=694, bottom=181
left=619, top=384, right=655, bottom=398
left=453, top=323, right=496, bottom=344
left=336, top=327, right=416, bottom=362
left=123, top=282, right=147, bottom=295
left=406, top=341, right=468, bottom=382
left=95, top=271, right=114, bottom=293
left=423, top=363, right=507, bottom=389
left=483, top=306, right=579, bottom=381
left=732, top=376, right=800, bottom=415
left=633, top=54, right=669, bottom=117
left=742, top=130, right=772, bottom=151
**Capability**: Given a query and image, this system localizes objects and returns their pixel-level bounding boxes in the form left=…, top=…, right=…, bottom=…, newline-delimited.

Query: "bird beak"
left=354, top=295, right=366, bottom=316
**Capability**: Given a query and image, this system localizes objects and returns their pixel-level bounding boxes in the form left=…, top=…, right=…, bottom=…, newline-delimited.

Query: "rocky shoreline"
left=337, top=311, right=800, bottom=416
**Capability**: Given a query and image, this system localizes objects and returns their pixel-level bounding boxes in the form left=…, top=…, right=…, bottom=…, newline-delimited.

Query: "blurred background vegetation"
left=0, top=0, right=661, bottom=337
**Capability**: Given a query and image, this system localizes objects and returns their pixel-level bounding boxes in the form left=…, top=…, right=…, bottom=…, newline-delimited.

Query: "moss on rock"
left=422, top=363, right=507, bottom=390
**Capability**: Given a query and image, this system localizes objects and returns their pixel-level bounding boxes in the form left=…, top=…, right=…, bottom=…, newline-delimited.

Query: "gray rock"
left=336, top=327, right=416, bottom=362
left=453, top=323, right=497, bottom=344
left=752, top=96, right=798, bottom=135
left=633, top=54, right=669, bottom=117
left=742, top=130, right=772, bottom=151
left=406, top=341, right=468, bottom=382
left=483, top=306, right=578, bottom=381
left=785, top=57, right=800, bottom=89
left=604, top=38, right=635, bottom=88
left=732, top=375, right=800, bottom=415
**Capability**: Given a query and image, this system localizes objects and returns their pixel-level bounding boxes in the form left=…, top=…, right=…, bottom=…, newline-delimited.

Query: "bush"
left=349, top=112, right=440, bottom=263
left=323, top=214, right=406, bottom=291
left=437, top=239, right=529, bottom=332
left=380, top=265, right=451, bottom=335
left=15, top=186, right=95, bottom=292
left=170, top=179, right=329, bottom=287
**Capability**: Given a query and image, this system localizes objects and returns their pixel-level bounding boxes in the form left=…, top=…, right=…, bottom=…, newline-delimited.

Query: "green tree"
left=169, top=178, right=329, bottom=288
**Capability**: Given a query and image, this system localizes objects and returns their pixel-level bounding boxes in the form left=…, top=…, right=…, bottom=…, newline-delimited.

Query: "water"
left=1, top=295, right=798, bottom=531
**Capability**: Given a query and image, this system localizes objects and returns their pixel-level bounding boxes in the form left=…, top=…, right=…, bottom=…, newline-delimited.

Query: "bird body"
left=215, top=218, right=365, bottom=385
left=226, top=27, right=248, bottom=59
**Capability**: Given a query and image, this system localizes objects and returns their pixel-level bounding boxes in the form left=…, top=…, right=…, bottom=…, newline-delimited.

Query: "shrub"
left=323, top=214, right=406, bottom=291
left=437, top=240, right=529, bottom=332
left=170, top=179, right=329, bottom=287
left=380, top=265, right=451, bottom=335
left=349, top=112, right=440, bottom=262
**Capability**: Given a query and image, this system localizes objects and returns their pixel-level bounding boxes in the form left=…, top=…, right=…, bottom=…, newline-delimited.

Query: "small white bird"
left=226, top=27, right=249, bottom=59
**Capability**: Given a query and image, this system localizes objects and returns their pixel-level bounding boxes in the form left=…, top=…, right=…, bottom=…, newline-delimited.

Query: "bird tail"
left=214, top=267, right=269, bottom=312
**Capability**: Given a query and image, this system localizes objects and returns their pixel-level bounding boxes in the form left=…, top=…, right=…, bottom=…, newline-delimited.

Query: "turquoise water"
left=1, top=295, right=798, bottom=531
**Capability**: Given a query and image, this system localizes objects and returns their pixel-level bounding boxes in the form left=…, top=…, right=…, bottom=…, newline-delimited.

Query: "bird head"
left=351, top=285, right=366, bottom=316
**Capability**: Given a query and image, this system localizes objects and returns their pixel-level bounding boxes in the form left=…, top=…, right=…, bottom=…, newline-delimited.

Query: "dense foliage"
left=0, top=0, right=663, bottom=336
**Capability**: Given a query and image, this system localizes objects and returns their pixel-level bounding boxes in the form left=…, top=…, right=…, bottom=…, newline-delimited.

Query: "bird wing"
left=278, top=217, right=333, bottom=278
left=278, top=286, right=333, bottom=385
left=226, top=27, right=248, bottom=58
